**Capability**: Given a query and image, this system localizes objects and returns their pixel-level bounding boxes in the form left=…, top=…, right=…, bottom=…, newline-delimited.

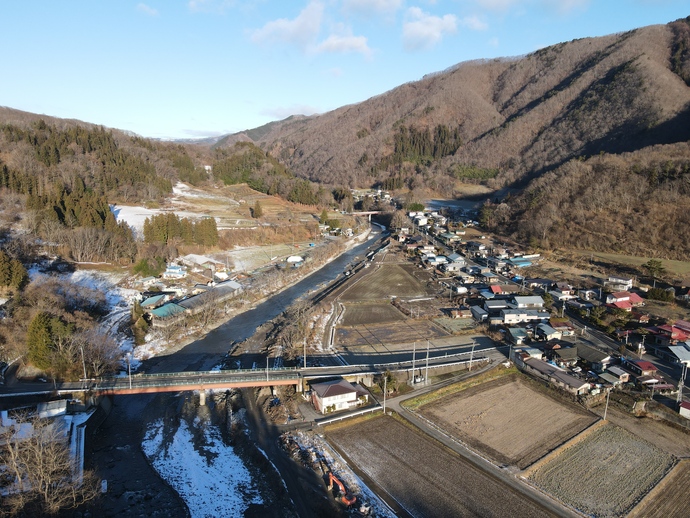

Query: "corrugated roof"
left=150, top=303, right=185, bottom=319
left=141, top=294, right=166, bottom=308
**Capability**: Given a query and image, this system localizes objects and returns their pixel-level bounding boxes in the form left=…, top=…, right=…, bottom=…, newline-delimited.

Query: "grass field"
left=528, top=424, right=675, bottom=518
left=340, top=264, right=431, bottom=301
left=418, top=374, right=597, bottom=469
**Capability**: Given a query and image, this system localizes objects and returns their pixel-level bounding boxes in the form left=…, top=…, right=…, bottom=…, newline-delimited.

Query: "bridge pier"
left=199, top=390, right=206, bottom=406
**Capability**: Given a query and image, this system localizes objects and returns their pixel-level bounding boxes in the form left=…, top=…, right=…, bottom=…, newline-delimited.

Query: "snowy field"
left=142, top=416, right=262, bottom=518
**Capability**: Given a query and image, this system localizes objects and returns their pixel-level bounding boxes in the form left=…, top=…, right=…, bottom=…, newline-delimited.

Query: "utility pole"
left=266, top=356, right=269, bottom=382
left=127, top=353, right=132, bottom=390
left=678, top=362, right=688, bottom=405
left=79, top=345, right=87, bottom=388
left=469, top=341, right=476, bottom=371
left=425, top=340, right=430, bottom=383
left=383, top=376, right=387, bottom=414
left=412, top=341, right=416, bottom=382
left=603, top=388, right=611, bottom=421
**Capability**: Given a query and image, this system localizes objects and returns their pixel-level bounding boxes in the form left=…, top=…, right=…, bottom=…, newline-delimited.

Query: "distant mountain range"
left=2, top=16, right=689, bottom=260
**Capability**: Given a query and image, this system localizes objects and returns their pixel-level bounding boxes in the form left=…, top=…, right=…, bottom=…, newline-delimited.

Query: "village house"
left=310, top=379, right=369, bottom=414
left=605, top=276, right=634, bottom=292
left=577, top=344, right=611, bottom=373
left=680, top=401, right=690, bottom=420
left=552, top=347, right=579, bottom=368
left=536, top=323, right=562, bottom=341
left=606, top=365, right=630, bottom=383
left=512, top=295, right=545, bottom=309
left=523, top=278, right=554, bottom=292
left=162, top=264, right=187, bottom=279
left=520, top=357, right=590, bottom=395
left=605, top=291, right=644, bottom=309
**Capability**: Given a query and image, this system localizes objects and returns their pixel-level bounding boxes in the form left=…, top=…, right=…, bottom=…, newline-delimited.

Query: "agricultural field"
left=340, top=264, right=432, bottom=301
left=434, top=316, right=476, bottom=333
left=528, top=424, right=675, bottom=518
left=418, top=374, right=597, bottom=469
left=326, top=415, right=555, bottom=518
left=335, top=319, right=448, bottom=347
left=339, top=303, right=406, bottom=326
left=628, top=459, right=690, bottom=518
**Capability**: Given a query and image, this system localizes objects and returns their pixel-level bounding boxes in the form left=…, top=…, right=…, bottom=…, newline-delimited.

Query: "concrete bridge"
left=0, top=349, right=497, bottom=405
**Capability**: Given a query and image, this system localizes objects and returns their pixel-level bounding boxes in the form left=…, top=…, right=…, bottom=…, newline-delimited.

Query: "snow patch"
left=142, top=418, right=262, bottom=517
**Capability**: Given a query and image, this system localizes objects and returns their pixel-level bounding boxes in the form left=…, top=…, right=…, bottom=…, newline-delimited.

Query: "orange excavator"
left=327, top=471, right=357, bottom=507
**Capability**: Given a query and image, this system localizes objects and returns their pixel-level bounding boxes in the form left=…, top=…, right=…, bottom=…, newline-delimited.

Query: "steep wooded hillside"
left=214, top=16, right=690, bottom=260
left=221, top=17, right=690, bottom=195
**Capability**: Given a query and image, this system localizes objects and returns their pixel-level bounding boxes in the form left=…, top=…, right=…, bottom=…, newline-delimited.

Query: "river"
left=143, top=229, right=386, bottom=374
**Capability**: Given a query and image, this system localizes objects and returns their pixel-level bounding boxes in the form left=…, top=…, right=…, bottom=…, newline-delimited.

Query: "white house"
left=310, top=379, right=369, bottom=414
left=162, top=264, right=187, bottom=279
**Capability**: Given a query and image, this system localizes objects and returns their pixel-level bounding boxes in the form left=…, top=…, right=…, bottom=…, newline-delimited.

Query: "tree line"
left=142, top=213, right=218, bottom=247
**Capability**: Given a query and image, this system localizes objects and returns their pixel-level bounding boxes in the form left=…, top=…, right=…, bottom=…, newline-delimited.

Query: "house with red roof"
left=624, top=359, right=658, bottom=377
left=605, top=291, right=644, bottom=306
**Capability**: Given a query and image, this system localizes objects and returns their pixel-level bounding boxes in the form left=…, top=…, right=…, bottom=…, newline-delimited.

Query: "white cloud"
left=402, top=7, right=457, bottom=51
left=342, top=0, right=402, bottom=16
left=549, top=0, right=589, bottom=14
left=488, top=37, right=499, bottom=47
left=476, top=0, right=522, bottom=13
left=136, top=3, right=159, bottom=16
left=476, top=0, right=589, bottom=15
left=182, top=129, right=226, bottom=138
left=315, top=33, right=372, bottom=58
left=460, top=15, right=488, bottom=31
left=250, top=1, right=324, bottom=50
left=188, top=0, right=236, bottom=13
left=261, top=104, right=322, bottom=120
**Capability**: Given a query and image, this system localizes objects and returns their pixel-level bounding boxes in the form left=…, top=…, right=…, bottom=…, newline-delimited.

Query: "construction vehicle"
left=327, top=471, right=357, bottom=507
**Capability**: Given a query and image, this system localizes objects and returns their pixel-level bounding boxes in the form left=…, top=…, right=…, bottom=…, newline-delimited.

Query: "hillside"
left=217, top=16, right=690, bottom=259
left=220, top=18, right=690, bottom=192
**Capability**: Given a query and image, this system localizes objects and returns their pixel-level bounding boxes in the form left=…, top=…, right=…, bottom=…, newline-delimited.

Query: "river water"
left=144, top=230, right=386, bottom=373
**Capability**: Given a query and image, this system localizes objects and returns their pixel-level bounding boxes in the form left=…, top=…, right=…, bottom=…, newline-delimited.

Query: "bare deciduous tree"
left=0, top=413, right=101, bottom=516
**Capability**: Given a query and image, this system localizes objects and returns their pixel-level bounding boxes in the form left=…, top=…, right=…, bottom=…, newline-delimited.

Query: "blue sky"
left=1, top=1, right=688, bottom=140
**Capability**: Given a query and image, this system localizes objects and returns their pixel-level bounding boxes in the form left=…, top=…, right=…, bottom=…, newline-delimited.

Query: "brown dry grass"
left=340, top=264, right=431, bottom=301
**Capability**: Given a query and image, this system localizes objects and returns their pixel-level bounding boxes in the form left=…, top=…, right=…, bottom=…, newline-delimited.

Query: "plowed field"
left=327, top=415, right=556, bottom=518
left=335, top=319, right=447, bottom=347
left=419, top=374, right=597, bottom=469
left=628, top=459, right=690, bottom=518
left=340, top=303, right=406, bottom=326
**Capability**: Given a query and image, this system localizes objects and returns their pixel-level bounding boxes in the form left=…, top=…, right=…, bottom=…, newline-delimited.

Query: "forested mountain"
left=215, top=16, right=690, bottom=259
